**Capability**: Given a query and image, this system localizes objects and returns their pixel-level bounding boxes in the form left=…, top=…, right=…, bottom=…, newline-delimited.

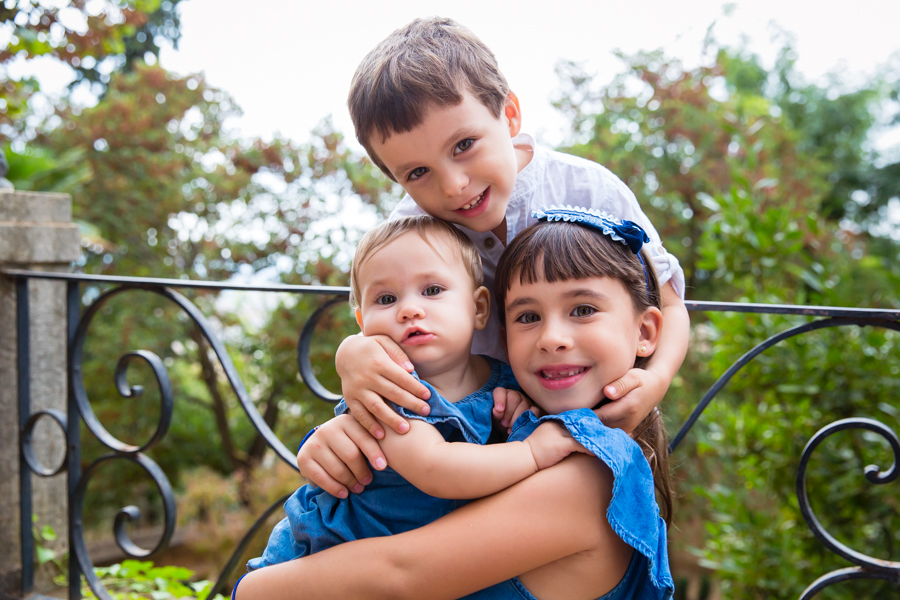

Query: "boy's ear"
left=473, top=286, right=491, bottom=331
left=504, top=92, right=522, bottom=138
left=355, top=309, right=364, bottom=332
left=637, top=307, right=663, bottom=357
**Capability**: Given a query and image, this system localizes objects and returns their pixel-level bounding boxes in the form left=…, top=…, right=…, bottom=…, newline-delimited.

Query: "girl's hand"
left=491, top=388, right=537, bottom=433
left=598, top=367, right=667, bottom=433
left=336, top=334, right=432, bottom=438
left=525, top=422, right=592, bottom=471
left=297, top=415, right=388, bottom=498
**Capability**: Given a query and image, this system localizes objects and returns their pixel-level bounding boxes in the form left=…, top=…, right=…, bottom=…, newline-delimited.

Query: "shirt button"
left=484, top=237, right=496, bottom=249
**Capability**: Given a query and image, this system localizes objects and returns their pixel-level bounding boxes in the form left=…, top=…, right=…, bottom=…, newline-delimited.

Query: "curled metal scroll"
left=297, top=296, right=347, bottom=403
left=670, top=317, right=900, bottom=452
left=69, top=284, right=302, bottom=600
left=70, top=452, right=176, bottom=600
left=21, top=409, right=68, bottom=477
left=795, top=418, right=900, bottom=598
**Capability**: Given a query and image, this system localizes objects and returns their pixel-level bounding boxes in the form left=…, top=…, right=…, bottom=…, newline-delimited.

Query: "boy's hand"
left=297, top=415, right=388, bottom=498
left=492, top=388, right=537, bottom=433
left=336, top=334, right=432, bottom=438
left=525, top=422, right=591, bottom=471
left=598, top=367, right=667, bottom=433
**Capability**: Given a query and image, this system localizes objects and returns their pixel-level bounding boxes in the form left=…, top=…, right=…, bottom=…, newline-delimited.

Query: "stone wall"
left=0, top=189, right=80, bottom=596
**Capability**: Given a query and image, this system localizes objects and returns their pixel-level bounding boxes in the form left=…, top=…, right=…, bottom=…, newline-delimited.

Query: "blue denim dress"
left=247, top=356, right=517, bottom=571
left=463, top=409, right=674, bottom=600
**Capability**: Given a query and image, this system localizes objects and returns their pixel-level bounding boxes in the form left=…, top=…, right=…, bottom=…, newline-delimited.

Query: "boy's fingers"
left=330, top=433, right=375, bottom=485
left=346, top=423, right=387, bottom=472
left=375, top=375, right=431, bottom=415
left=359, top=390, right=411, bottom=435
left=347, top=398, right=386, bottom=439
left=302, top=462, right=350, bottom=499
left=594, top=399, right=640, bottom=434
left=604, top=371, right=642, bottom=400
left=386, top=363, right=431, bottom=401
left=376, top=336, right=416, bottom=373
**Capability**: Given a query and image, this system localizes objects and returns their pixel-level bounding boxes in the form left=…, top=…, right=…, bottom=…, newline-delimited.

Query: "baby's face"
left=355, top=231, right=488, bottom=379
left=369, top=92, right=519, bottom=234
left=503, top=275, right=650, bottom=415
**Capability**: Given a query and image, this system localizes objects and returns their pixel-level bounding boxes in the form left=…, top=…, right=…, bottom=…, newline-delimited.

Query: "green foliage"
left=82, top=560, right=225, bottom=600
left=553, top=42, right=900, bottom=598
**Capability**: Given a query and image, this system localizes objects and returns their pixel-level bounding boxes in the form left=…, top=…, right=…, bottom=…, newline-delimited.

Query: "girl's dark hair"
left=495, top=220, right=674, bottom=527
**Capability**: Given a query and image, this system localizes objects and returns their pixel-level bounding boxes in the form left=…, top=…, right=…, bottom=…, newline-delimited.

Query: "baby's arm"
left=335, top=333, right=432, bottom=437
left=599, top=281, right=689, bottom=431
left=379, top=419, right=587, bottom=499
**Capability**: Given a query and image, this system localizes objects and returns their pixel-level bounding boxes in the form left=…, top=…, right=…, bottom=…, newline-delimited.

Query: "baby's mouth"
left=459, top=189, right=487, bottom=211
left=540, top=367, right=587, bottom=380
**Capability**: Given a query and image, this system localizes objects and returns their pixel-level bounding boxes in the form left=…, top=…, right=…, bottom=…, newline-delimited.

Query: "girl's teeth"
left=541, top=368, right=585, bottom=380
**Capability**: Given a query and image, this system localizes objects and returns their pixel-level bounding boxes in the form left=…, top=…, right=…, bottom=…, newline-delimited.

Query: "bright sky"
left=151, top=0, right=900, bottom=150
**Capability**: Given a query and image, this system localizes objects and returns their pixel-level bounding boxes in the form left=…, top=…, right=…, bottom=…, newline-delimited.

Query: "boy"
left=300, top=17, right=689, bottom=497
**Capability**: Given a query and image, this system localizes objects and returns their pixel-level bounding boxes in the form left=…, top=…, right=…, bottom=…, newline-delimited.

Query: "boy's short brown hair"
left=348, top=17, right=510, bottom=180
left=350, top=215, right=484, bottom=310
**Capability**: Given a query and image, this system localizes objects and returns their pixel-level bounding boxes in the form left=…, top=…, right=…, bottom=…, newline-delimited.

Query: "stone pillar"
left=0, top=189, right=81, bottom=596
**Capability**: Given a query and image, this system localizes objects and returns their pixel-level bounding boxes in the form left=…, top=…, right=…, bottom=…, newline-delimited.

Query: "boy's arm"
left=336, top=333, right=432, bottom=437
left=597, top=281, right=689, bottom=432
left=379, top=419, right=585, bottom=499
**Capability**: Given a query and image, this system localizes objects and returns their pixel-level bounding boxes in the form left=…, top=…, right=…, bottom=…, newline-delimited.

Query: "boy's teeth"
left=461, top=191, right=485, bottom=210
left=541, top=367, right=586, bottom=380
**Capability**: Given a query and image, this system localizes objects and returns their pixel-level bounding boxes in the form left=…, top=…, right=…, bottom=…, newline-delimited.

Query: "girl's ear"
left=355, top=309, right=364, bottom=332
left=473, top=286, right=491, bottom=330
left=504, top=92, right=522, bottom=138
left=637, top=306, right=663, bottom=357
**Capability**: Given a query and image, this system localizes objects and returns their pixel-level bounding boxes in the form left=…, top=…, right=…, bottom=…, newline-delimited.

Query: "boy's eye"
left=423, top=285, right=443, bottom=297
left=407, top=167, right=428, bottom=181
left=572, top=305, right=595, bottom=317
left=375, top=294, right=396, bottom=305
left=514, top=312, right=540, bottom=324
left=454, top=139, right=474, bottom=154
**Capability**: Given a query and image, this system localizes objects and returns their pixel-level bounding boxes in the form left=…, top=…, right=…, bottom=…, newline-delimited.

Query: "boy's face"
left=502, top=273, right=658, bottom=414
left=355, top=231, right=489, bottom=378
left=370, top=92, right=521, bottom=234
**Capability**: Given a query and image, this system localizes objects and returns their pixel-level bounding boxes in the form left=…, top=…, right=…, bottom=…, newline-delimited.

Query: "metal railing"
left=7, top=269, right=900, bottom=600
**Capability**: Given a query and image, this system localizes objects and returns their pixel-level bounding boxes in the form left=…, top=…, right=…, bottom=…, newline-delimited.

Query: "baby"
left=244, top=215, right=585, bottom=573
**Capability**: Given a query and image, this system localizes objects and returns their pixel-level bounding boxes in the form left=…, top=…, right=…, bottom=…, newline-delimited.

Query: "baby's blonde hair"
left=349, top=216, right=484, bottom=310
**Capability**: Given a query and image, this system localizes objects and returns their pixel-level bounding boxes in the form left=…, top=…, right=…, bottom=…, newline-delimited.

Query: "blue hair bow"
left=532, top=205, right=652, bottom=298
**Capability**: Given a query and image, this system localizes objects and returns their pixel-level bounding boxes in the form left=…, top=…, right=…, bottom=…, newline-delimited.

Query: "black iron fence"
left=7, top=269, right=900, bottom=600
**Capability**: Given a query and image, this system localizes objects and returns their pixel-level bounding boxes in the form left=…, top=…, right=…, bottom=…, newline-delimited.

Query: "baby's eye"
left=375, top=294, right=396, bottom=305
left=407, top=167, right=428, bottom=181
left=454, top=139, right=474, bottom=154
left=514, top=312, right=540, bottom=324
left=423, top=285, right=443, bottom=297
left=572, top=305, right=595, bottom=317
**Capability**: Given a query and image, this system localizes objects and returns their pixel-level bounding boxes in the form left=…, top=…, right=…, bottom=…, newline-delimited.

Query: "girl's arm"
left=237, top=454, right=625, bottom=600
left=598, top=281, right=689, bottom=431
left=379, top=418, right=585, bottom=499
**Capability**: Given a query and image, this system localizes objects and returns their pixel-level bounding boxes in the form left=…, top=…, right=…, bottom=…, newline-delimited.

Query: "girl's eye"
left=423, top=285, right=443, bottom=297
left=407, top=167, right=428, bottom=181
left=514, top=312, right=540, bottom=324
left=572, top=305, right=595, bottom=317
left=375, top=294, right=396, bottom=305
left=454, top=138, right=474, bottom=154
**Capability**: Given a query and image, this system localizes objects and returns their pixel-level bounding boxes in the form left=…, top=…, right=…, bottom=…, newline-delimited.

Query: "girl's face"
left=503, top=275, right=661, bottom=414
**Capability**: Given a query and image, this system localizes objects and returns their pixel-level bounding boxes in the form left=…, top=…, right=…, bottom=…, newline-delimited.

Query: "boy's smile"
left=370, top=92, right=531, bottom=237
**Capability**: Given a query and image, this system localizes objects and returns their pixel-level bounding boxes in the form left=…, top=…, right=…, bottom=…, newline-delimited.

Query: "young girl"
left=239, top=207, right=675, bottom=600
left=243, top=215, right=585, bottom=575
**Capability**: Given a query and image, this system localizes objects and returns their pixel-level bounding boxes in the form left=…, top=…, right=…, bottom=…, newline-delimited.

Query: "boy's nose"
left=440, top=169, right=469, bottom=198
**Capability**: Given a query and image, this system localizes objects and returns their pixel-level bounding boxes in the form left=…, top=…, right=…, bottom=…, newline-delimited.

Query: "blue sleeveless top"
left=247, top=356, right=517, bottom=571
left=463, top=409, right=674, bottom=600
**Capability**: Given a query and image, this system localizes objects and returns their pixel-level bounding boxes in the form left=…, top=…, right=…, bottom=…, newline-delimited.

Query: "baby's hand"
left=492, top=388, right=536, bottom=433
left=598, top=367, right=667, bottom=433
left=297, top=415, right=387, bottom=498
left=525, top=422, right=592, bottom=471
left=336, top=334, right=432, bottom=438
